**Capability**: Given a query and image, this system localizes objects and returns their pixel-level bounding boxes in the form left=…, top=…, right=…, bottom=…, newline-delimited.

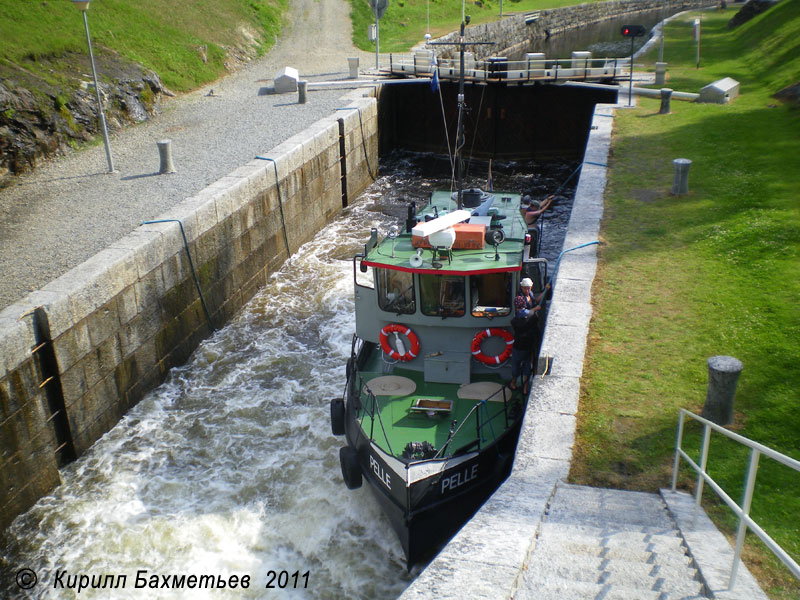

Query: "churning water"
left=1, top=154, right=576, bottom=600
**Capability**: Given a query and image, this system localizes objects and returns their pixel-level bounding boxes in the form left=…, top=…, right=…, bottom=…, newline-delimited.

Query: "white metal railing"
left=386, top=54, right=629, bottom=84
left=672, top=408, right=800, bottom=589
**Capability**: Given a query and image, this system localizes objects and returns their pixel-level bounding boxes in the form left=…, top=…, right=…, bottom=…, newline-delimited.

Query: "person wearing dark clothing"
left=510, top=295, right=541, bottom=393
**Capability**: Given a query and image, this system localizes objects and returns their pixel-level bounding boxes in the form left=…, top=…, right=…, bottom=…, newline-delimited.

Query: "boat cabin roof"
left=362, top=190, right=528, bottom=275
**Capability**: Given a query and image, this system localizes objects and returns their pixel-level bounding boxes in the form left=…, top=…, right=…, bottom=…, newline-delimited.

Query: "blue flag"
left=431, top=69, right=439, bottom=93
left=430, top=54, right=439, bottom=93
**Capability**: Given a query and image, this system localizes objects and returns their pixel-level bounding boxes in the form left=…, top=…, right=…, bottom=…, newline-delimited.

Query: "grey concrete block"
left=110, top=230, right=165, bottom=280
left=527, top=375, right=581, bottom=415
left=539, top=322, right=590, bottom=378
left=553, top=251, right=598, bottom=283
left=516, top=411, right=576, bottom=462
left=546, top=298, right=592, bottom=328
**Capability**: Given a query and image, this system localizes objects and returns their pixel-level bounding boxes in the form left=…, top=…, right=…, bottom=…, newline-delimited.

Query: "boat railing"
left=435, top=386, right=512, bottom=459
left=672, top=409, right=800, bottom=589
left=387, top=54, right=628, bottom=84
left=359, top=378, right=395, bottom=457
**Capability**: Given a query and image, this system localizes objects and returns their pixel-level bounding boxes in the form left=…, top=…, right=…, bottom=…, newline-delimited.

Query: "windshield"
left=376, top=268, right=416, bottom=314
left=420, top=274, right=465, bottom=317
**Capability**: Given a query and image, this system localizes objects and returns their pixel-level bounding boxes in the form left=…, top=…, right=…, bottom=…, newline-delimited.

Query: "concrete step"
left=522, top=557, right=704, bottom=596
left=515, top=484, right=710, bottom=600
left=515, top=575, right=706, bottom=600
left=544, top=484, right=678, bottom=530
left=532, top=533, right=693, bottom=570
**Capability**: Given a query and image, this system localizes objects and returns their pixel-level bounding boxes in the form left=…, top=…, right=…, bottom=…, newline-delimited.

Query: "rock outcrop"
left=0, top=53, right=170, bottom=187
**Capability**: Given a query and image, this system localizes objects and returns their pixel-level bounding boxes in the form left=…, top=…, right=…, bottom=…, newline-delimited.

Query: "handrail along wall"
left=671, top=408, right=800, bottom=589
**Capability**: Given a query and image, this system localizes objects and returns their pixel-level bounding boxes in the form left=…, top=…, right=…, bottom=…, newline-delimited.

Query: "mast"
left=455, top=20, right=466, bottom=210
left=429, top=16, right=491, bottom=212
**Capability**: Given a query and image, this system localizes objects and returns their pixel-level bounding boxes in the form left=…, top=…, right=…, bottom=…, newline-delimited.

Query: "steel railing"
left=387, top=54, right=629, bottom=84
left=671, top=408, right=800, bottom=589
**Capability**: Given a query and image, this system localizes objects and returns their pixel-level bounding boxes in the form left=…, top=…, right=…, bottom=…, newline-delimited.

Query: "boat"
left=330, top=18, right=551, bottom=568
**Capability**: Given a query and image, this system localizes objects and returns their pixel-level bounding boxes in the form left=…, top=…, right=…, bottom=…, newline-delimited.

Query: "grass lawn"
left=569, top=3, right=800, bottom=598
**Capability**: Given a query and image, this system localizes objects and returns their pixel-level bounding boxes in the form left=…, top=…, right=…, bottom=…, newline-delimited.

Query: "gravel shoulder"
left=0, top=0, right=373, bottom=311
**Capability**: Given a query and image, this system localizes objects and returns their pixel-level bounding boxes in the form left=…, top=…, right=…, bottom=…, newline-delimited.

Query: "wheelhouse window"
left=376, top=268, right=416, bottom=314
left=420, top=274, right=465, bottom=317
left=470, top=272, right=512, bottom=317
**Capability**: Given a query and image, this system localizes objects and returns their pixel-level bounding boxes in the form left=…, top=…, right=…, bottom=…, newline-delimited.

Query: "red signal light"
left=621, top=24, right=646, bottom=37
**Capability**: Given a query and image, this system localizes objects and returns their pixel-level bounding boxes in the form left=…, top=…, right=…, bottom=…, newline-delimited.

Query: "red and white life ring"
left=379, top=324, right=420, bottom=362
left=471, top=328, right=514, bottom=365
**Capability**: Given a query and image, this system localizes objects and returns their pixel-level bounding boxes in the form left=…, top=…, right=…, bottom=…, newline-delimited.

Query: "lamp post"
left=658, top=0, right=665, bottom=62
left=73, top=0, right=115, bottom=173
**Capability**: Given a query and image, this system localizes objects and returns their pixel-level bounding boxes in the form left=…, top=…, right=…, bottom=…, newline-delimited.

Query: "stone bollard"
left=157, top=139, right=176, bottom=174
left=701, top=356, right=743, bottom=425
left=659, top=88, right=673, bottom=114
left=655, top=62, right=667, bottom=87
left=671, top=158, right=692, bottom=195
left=348, top=57, right=359, bottom=79
left=298, top=81, right=308, bottom=104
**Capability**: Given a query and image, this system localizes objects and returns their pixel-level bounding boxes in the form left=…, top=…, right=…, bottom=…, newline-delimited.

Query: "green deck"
left=357, top=368, right=518, bottom=459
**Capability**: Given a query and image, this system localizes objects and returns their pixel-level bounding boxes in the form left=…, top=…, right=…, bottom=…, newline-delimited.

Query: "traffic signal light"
left=621, top=25, right=646, bottom=37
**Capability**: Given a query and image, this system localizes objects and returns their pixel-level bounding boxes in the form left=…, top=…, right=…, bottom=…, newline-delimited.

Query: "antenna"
left=388, top=225, right=399, bottom=257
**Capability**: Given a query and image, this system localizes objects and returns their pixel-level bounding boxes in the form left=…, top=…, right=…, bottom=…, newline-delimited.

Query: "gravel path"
left=0, top=0, right=374, bottom=311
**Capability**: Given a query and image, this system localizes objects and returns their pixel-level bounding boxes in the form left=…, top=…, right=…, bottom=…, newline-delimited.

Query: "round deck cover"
left=457, top=381, right=510, bottom=402
left=366, top=376, right=417, bottom=396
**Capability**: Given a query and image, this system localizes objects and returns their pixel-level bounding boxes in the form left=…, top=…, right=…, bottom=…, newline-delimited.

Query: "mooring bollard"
left=157, top=139, right=176, bottom=174
left=655, top=62, right=667, bottom=87
left=298, top=81, right=308, bottom=104
left=701, top=356, right=743, bottom=425
left=671, top=158, right=692, bottom=195
left=659, top=88, right=673, bottom=114
left=348, top=57, right=359, bottom=79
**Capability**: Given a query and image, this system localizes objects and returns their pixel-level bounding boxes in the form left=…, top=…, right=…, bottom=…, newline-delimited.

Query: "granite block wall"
left=0, top=95, right=378, bottom=530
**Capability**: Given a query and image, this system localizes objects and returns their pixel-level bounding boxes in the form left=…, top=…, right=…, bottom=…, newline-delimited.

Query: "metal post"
left=80, top=9, right=115, bottom=173
left=157, top=139, right=176, bottom=174
left=628, top=37, right=635, bottom=106
left=695, top=423, right=711, bottom=505
left=730, top=449, right=760, bottom=589
left=375, top=7, right=379, bottom=70
left=659, top=88, right=673, bottom=114
left=671, top=410, right=686, bottom=491
left=658, top=0, right=665, bottom=62
left=672, top=158, right=692, bottom=195
left=298, top=80, right=307, bottom=104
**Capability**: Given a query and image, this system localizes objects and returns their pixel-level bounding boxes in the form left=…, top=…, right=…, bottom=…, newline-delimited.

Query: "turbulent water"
left=1, top=153, right=575, bottom=600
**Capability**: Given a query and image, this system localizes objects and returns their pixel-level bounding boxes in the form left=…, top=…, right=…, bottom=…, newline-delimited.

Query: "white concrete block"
left=273, top=66, right=299, bottom=93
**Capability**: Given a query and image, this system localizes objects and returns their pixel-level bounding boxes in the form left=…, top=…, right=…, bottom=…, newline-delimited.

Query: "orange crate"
left=412, top=223, right=486, bottom=249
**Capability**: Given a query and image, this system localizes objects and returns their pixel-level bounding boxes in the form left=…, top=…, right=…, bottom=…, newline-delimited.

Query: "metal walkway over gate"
left=384, top=51, right=628, bottom=85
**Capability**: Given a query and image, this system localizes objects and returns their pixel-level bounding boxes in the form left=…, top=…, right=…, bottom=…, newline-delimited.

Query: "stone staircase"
left=515, top=483, right=708, bottom=599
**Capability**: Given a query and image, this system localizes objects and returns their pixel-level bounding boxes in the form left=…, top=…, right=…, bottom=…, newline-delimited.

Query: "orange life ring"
left=471, top=328, right=514, bottom=365
left=379, top=324, right=420, bottom=362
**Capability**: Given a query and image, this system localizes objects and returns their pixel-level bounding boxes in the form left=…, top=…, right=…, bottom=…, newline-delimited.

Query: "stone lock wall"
left=0, top=94, right=378, bottom=530
left=430, top=0, right=719, bottom=59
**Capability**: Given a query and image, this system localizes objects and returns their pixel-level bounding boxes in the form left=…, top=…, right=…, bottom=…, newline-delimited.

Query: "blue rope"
left=141, top=219, right=216, bottom=332
left=255, top=156, right=292, bottom=258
